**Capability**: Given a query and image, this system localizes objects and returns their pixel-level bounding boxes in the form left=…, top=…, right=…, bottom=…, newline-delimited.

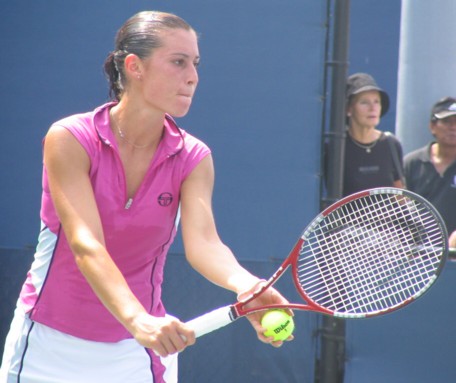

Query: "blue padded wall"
left=344, top=261, right=456, bottom=383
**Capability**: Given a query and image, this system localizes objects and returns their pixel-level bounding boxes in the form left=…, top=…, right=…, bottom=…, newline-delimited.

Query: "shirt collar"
left=93, top=102, right=185, bottom=156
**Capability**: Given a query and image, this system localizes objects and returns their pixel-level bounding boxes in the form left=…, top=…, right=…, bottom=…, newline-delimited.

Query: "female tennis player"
left=0, top=11, right=291, bottom=383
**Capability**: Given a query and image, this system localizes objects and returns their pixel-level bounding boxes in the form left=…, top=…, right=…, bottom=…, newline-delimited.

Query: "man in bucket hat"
left=404, top=96, right=456, bottom=250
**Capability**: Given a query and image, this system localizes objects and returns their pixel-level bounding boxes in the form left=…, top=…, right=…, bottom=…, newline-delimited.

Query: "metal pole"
left=318, top=0, right=350, bottom=382
left=324, top=0, right=350, bottom=206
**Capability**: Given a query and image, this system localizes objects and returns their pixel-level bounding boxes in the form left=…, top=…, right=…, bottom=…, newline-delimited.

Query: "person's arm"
left=449, top=230, right=456, bottom=249
left=180, top=155, right=258, bottom=292
left=390, top=134, right=406, bottom=189
left=180, top=155, right=292, bottom=345
left=44, top=126, right=194, bottom=356
left=393, top=179, right=405, bottom=188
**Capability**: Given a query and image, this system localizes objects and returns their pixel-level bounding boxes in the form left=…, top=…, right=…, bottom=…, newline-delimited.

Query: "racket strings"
left=330, top=197, right=440, bottom=312
left=297, top=192, right=444, bottom=317
left=339, top=196, right=439, bottom=310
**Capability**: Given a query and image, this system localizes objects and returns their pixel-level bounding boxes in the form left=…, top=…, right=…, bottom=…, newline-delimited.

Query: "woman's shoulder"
left=381, top=130, right=403, bottom=148
left=165, top=115, right=211, bottom=156
left=381, top=130, right=399, bottom=141
left=48, top=103, right=113, bottom=158
left=53, top=103, right=116, bottom=140
left=51, top=104, right=110, bottom=135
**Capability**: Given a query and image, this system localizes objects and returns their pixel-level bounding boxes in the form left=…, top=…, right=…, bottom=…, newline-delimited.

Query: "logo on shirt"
left=359, top=165, right=380, bottom=175
left=158, top=192, right=173, bottom=207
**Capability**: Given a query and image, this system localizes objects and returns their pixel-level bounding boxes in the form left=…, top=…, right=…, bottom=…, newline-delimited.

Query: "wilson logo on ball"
left=273, top=320, right=291, bottom=334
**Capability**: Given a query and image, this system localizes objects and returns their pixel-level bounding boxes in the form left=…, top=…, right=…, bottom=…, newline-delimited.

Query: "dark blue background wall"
left=0, top=0, right=325, bottom=255
left=4, top=2, right=451, bottom=383
left=348, top=0, right=401, bottom=136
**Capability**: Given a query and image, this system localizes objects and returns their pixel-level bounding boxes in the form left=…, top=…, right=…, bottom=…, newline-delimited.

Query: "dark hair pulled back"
left=103, top=11, right=193, bottom=101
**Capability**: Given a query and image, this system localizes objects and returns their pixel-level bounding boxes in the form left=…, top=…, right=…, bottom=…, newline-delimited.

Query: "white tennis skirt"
left=0, top=307, right=178, bottom=383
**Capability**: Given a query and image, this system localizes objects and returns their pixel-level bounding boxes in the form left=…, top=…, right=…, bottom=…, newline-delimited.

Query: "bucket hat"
left=346, top=73, right=390, bottom=116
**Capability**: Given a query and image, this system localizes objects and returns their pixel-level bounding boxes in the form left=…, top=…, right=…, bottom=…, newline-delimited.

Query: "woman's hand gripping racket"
left=187, top=187, right=448, bottom=338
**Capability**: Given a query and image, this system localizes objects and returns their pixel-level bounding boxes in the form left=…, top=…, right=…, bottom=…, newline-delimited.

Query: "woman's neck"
left=110, top=100, right=165, bottom=149
left=348, top=125, right=380, bottom=144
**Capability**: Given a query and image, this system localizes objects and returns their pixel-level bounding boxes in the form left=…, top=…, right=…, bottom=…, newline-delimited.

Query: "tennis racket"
left=187, top=187, right=448, bottom=337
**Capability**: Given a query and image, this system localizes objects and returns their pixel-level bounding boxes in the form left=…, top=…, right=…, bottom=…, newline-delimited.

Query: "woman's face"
left=137, top=28, right=200, bottom=117
left=347, top=90, right=382, bottom=128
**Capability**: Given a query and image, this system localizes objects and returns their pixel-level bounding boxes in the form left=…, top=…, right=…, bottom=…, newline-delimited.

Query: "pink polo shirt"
left=19, top=102, right=211, bottom=342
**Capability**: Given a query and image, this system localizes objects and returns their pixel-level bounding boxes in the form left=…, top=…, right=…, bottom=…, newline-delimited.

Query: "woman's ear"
left=345, top=102, right=351, bottom=117
left=124, top=54, right=143, bottom=80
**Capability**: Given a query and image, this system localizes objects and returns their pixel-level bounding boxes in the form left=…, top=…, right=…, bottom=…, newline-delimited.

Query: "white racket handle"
left=185, top=305, right=236, bottom=338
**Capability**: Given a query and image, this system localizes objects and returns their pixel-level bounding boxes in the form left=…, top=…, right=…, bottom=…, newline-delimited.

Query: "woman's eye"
left=172, top=57, right=200, bottom=69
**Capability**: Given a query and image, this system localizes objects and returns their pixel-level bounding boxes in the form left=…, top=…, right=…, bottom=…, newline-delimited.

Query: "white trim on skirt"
left=0, top=306, right=178, bottom=383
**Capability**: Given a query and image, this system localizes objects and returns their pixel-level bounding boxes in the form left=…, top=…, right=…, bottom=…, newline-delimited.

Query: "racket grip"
left=185, top=305, right=235, bottom=338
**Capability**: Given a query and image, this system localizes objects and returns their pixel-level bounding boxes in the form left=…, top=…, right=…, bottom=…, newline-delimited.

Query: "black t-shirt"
left=343, top=132, right=403, bottom=196
left=404, top=143, right=456, bottom=234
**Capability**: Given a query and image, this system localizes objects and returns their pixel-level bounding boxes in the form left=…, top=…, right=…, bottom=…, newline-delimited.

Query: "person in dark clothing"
left=344, top=73, right=404, bottom=196
left=404, top=96, right=456, bottom=249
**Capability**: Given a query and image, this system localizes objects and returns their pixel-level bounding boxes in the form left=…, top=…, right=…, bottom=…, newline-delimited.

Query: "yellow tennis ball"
left=261, top=310, right=295, bottom=341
